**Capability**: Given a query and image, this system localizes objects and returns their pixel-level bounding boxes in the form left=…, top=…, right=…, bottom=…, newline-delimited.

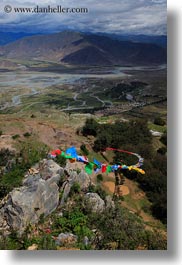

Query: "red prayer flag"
left=101, top=164, right=107, bottom=173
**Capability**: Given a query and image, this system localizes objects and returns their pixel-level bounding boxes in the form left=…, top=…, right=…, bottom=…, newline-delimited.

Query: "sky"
left=0, top=0, right=167, bottom=35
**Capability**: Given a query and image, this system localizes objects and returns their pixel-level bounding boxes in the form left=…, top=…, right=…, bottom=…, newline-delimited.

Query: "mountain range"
left=0, top=31, right=167, bottom=66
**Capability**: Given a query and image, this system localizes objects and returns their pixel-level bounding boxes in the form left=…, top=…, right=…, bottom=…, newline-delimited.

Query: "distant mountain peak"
left=0, top=31, right=166, bottom=66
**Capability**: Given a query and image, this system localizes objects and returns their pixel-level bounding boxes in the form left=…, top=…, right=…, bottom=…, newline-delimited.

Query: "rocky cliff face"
left=0, top=159, right=63, bottom=235
left=60, top=169, right=91, bottom=205
left=0, top=158, right=114, bottom=237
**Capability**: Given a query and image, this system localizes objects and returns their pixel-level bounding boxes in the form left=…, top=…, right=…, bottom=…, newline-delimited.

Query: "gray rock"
left=60, top=181, right=71, bottom=206
left=75, top=171, right=91, bottom=191
left=55, top=233, right=77, bottom=246
left=105, top=195, right=115, bottom=210
left=1, top=178, right=59, bottom=235
left=0, top=159, right=64, bottom=235
left=68, top=170, right=91, bottom=191
left=60, top=170, right=91, bottom=206
left=64, top=166, right=91, bottom=191
left=84, top=193, right=105, bottom=213
left=83, top=236, right=89, bottom=246
left=39, top=159, right=64, bottom=180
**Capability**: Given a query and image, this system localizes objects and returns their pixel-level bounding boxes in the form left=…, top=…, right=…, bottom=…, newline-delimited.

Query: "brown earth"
left=0, top=115, right=84, bottom=151
left=0, top=134, right=16, bottom=151
left=103, top=181, right=130, bottom=196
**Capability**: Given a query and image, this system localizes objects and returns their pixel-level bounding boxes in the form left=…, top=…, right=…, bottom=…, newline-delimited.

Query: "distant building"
left=149, top=130, right=163, bottom=137
left=126, top=94, right=134, bottom=101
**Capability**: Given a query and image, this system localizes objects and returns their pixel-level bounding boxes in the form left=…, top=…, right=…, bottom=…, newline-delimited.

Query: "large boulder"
left=38, top=159, right=64, bottom=181
left=74, top=170, right=91, bottom=191
left=84, top=193, right=105, bottom=213
left=0, top=159, right=63, bottom=235
left=63, top=169, right=91, bottom=191
left=60, top=170, right=91, bottom=205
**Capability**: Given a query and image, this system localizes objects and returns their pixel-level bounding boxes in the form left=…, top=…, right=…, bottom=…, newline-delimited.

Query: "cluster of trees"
left=82, top=118, right=167, bottom=224
left=102, top=81, right=147, bottom=100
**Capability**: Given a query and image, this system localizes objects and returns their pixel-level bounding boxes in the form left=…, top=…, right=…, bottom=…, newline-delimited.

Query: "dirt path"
left=102, top=177, right=158, bottom=225
left=120, top=178, right=158, bottom=224
left=103, top=181, right=130, bottom=196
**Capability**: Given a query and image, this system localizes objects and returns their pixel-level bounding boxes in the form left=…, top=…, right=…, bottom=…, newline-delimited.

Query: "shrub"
left=0, top=148, right=15, bottom=167
left=0, top=142, right=49, bottom=199
left=37, top=235, right=56, bottom=250
left=82, top=118, right=99, bottom=137
left=23, top=132, right=31, bottom=137
left=157, top=146, right=167, bottom=155
left=160, top=133, right=167, bottom=146
left=154, top=117, right=166, bottom=126
left=80, top=144, right=89, bottom=156
left=97, top=174, right=103, bottom=182
left=70, top=182, right=81, bottom=196
left=55, top=155, right=67, bottom=167
left=12, top=134, right=20, bottom=140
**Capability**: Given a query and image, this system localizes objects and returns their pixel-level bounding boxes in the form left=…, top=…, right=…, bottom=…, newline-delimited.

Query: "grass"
left=87, top=150, right=104, bottom=163
left=123, top=194, right=139, bottom=211
left=137, top=197, right=151, bottom=214
left=148, top=122, right=167, bottom=133
left=120, top=179, right=166, bottom=231
left=152, top=137, right=164, bottom=151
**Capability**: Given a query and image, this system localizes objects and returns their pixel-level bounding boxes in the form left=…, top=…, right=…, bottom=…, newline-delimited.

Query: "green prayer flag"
left=65, top=155, right=73, bottom=159
left=106, top=165, right=112, bottom=173
left=85, top=162, right=94, bottom=175
left=60, top=151, right=72, bottom=159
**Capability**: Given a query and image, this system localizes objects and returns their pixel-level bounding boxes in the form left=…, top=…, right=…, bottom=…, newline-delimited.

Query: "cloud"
left=0, top=0, right=167, bottom=35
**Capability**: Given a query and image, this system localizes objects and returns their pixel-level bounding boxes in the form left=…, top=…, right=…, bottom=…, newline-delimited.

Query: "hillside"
left=0, top=32, right=36, bottom=46
left=0, top=110, right=167, bottom=250
left=0, top=152, right=167, bottom=250
left=96, top=33, right=167, bottom=48
left=0, top=31, right=167, bottom=66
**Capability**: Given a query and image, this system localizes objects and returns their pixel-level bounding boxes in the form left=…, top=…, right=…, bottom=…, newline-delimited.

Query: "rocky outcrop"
left=0, top=158, right=113, bottom=237
left=60, top=170, right=91, bottom=205
left=55, top=233, right=78, bottom=247
left=72, top=171, right=91, bottom=191
left=0, top=159, right=63, bottom=235
left=84, top=193, right=105, bottom=213
left=105, top=195, right=115, bottom=210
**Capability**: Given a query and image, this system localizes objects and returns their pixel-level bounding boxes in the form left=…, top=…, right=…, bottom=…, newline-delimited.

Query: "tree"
left=160, top=133, right=167, bottom=146
left=80, top=144, right=89, bottom=156
left=157, top=146, right=167, bottom=155
left=154, top=117, right=166, bottom=126
left=82, top=118, right=99, bottom=137
left=97, top=174, right=103, bottom=182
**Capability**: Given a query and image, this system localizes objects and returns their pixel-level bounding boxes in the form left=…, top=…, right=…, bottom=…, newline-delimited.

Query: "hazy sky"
left=0, top=0, right=167, bottom=35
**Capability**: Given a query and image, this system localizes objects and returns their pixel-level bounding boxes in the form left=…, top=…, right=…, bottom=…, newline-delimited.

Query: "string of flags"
left=49, top=146, right=145, bottom=175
